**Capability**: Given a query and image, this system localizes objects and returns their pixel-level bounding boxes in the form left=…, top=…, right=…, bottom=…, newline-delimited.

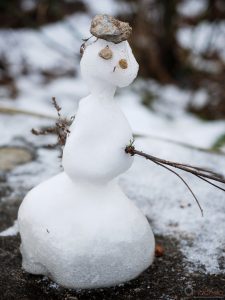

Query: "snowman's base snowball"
left=18, top=172, right=155, bottom=289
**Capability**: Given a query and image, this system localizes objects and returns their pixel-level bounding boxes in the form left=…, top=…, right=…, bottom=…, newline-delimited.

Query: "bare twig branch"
left=125, top=146, right=225, bottom=184
left=152, top=159, right=203, bottom=216
left=31, top=97, right=75, bottom=153
left=52, top=96, right=61, bottom=116
left=125, top=143, right=225, bottom=216
left=195, top=175, right=225, bottom=193
left=31, top=127, right=56, bottom=136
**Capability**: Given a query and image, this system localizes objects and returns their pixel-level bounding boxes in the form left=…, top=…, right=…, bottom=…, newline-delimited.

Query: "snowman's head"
left=80, top=38, right=139, bottom=89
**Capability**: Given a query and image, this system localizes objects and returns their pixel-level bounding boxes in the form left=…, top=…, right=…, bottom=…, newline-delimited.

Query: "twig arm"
left=125, top=144, right=225, bottom=216
left=126, top=146, right=225, bottom=184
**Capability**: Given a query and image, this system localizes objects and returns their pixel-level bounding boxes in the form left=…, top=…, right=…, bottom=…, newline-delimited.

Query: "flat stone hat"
left=90, top=14, right=132, bottom=44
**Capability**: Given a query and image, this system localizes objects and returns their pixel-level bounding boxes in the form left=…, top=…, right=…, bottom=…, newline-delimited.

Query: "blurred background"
left=1, top=0, right=225, bottom=278
left=0, top=0, right=225, bottom=151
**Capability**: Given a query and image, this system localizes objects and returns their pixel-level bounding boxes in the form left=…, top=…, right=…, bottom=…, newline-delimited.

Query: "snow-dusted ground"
left=0, top=5, right=225, bottom=275
left=121, top=137, right=225, bottom=274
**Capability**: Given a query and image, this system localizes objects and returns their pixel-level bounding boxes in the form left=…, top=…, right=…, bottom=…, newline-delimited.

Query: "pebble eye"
left=119, top=59, right=128, bottom=69
left=98, top=46, right=113, bottom=60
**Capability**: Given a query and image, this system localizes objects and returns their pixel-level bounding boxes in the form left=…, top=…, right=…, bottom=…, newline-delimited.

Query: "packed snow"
left=0, top=5, right=225, bottom=278
left=17, top=38, right=155, bottom=288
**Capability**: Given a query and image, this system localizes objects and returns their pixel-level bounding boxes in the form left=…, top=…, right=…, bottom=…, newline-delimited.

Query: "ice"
left=18, top=37, right=155, bottom=289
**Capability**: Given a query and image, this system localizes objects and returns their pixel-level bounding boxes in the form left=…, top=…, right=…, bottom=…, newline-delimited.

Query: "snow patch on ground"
left=120, top=137, right=225, bottom=274
left=118, top=86, right=225, bottom=149
left=0, top=10, right=225, bottom=275
left=0, top=221, right=18, bottom=236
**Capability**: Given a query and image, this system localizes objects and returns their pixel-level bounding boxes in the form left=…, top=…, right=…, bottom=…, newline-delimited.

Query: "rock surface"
left=0, top=147, right=33, bottom=172
left=90, top=15, right=132, bottom=44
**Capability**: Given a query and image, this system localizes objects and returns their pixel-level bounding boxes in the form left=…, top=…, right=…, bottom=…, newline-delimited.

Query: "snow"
left=63, top=40, right=138, bottom=183
left=0, top=5, right=225, bottom=278
left=120, top=136, right=225, bottom=274
left=119, top=86, right=225, bottom=149
left=80, top=39, right=139, bottom=92
left=178, top=0, right=208, bottom=18
left=18, top=38, right=155, bottom=288
left=83, top=0, right=121, bottom=15
left=177, top=0, right=225, bottom=72
left=177, top=21, right=225, bottom=64
left=0, top=221, right=18, bottom=236
left=18, top=172, right=155, bottom=288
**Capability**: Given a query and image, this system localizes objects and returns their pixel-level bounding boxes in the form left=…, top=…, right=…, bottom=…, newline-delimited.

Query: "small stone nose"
left=118, top=59, right=128, bottom=69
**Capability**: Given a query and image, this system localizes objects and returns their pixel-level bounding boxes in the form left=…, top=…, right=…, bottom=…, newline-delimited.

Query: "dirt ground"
left=0, top=153, right=225, bottom=300
left=0, top=196, right=225, bottom=300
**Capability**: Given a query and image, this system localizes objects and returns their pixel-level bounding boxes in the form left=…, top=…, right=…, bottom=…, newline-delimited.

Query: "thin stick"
left=125, top=144, right=225, bottom=216
left=126, top=148, right=225, bottom=184
left=52, top=97, right=61, bottom=117
left=151, top=159, right=203, bottom=216
left=195, top=175, right=225, bottom=193
left=171, top=162, right=222, bottom=178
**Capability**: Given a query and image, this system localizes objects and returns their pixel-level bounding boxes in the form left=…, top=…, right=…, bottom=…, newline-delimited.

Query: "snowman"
left=18, top=15, right=155, bottom=289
